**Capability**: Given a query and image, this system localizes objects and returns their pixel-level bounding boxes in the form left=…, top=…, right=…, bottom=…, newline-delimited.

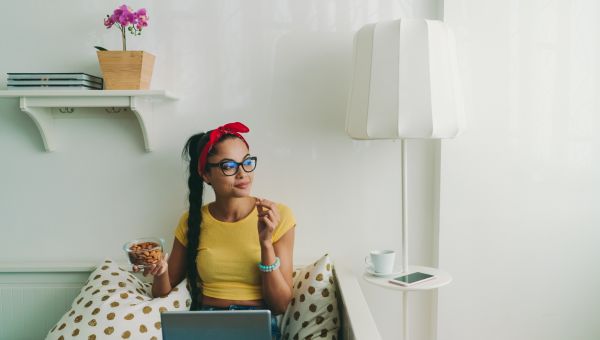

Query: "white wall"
left=439, top=1, right=600, bottom=339
left=0, top=1, right=443, bottom=339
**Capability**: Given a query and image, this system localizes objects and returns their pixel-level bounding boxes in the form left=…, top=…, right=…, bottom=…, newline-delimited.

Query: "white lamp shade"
left=346, top=19, right=466, bottom=139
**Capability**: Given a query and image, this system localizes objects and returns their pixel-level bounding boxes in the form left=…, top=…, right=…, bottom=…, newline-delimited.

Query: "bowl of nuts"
left=123, top=237, right=165, bottom=269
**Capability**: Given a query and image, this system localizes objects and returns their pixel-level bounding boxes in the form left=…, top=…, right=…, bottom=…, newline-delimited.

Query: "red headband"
left=198, top=122, right=250, bottom=175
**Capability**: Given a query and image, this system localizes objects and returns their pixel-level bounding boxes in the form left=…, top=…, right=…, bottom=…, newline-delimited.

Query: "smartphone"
left=388, top=272, right=435, bottom=286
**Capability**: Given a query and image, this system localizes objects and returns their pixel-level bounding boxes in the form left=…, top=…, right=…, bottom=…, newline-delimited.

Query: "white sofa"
left=0, top=262, right=381, bottom=340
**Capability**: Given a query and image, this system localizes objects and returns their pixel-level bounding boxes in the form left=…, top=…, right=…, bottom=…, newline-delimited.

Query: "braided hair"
left=181, top=131, right=240, bottom=310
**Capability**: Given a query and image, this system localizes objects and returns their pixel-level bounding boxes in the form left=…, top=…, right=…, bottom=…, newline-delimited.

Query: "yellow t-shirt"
left=174, top=202, right=296, bottom=301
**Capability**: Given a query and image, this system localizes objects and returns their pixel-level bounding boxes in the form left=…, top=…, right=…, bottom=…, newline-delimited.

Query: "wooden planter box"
left=97, top=51, right=155, bottom=90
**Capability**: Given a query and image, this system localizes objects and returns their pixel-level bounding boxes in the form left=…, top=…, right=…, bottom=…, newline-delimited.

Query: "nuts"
left=127, top=241, right=162, bottom=267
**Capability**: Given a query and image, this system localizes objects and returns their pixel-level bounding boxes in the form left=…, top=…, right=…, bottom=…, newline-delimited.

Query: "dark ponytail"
left=182, top=132, right=210, bottom=310
left=181, top=131, right=239, bottom=310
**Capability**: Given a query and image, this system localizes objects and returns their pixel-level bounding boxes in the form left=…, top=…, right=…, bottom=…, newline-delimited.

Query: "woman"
left=135, top=122, right=295, bottom=339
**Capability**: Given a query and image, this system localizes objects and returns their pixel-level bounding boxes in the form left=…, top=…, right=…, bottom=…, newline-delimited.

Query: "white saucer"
left=364, top=266, right=403, bottom=277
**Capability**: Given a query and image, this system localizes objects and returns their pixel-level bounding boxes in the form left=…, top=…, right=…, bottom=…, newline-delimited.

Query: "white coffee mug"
left=365, top=250, right=396, bottom=274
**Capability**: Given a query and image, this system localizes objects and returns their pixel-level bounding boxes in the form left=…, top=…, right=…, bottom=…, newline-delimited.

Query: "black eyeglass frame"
left=206, top=156, right=258, bottom=176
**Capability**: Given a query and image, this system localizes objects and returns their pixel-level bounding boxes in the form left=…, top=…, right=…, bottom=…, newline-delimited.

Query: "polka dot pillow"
left=45, top=259, right=190, bottom=340
left=281, top=254, right=340, bottom=340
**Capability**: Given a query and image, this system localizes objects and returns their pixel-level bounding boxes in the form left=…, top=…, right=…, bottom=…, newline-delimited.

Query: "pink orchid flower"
left=102, top=4, right=149, bottom=51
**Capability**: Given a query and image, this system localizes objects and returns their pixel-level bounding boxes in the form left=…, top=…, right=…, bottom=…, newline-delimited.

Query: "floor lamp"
left=345, top=18, right=466, bottom=340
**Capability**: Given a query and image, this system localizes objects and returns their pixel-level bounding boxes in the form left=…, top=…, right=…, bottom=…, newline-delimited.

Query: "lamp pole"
left=401, top=138, right=409, bottom=340
left=401, top=139, right=409, bottom=274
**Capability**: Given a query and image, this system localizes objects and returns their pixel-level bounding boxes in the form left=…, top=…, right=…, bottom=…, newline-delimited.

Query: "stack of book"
left=7, top=73, right=103, bottom=90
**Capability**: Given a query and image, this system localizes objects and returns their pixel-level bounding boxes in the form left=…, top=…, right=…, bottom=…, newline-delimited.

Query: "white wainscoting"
left=0, top=264, right=94, bottom=340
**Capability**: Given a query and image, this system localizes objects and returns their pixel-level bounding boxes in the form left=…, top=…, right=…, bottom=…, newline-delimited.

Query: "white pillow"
left=45, top=259, right=190, bottom=340
left=281, top=254, right=340, bottom=340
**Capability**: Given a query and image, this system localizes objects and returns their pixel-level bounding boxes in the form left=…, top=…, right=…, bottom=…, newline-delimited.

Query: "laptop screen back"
left=161, top=310, right=272, bottom=340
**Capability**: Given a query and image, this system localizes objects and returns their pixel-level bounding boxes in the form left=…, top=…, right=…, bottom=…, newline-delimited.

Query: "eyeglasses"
left=206, top=156, right=257, bottom=176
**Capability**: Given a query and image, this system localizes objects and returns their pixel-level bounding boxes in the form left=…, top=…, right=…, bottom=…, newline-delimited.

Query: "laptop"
left=161, top=310, right=272, bottom=340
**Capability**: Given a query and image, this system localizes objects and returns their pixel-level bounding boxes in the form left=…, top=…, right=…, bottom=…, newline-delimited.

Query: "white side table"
left=363, top=265, right=452, bottom=340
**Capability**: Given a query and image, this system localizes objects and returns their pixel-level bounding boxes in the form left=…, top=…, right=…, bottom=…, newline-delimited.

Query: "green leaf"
left=94, top=46, right=108, bottom=51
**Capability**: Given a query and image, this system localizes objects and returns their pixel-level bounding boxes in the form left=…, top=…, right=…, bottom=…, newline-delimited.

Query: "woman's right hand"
left=132, top=252, right=169, bottom=277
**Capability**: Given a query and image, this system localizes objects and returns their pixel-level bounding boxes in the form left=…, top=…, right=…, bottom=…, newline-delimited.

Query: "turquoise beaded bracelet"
left=258, top=257, right=281, bottom=272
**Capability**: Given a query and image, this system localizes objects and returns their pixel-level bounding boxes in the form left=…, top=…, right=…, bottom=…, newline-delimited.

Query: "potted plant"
left=96, top=5, right=154, bottom=90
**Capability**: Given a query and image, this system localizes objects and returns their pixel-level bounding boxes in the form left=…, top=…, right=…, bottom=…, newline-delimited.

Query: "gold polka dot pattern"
left=280, top=254, right=339, bottom=340
left=45, top=258, right=191, bottom=340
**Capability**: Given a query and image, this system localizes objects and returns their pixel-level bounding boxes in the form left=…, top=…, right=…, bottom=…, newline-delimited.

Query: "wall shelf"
left=0, top=90, right=178, bottom=152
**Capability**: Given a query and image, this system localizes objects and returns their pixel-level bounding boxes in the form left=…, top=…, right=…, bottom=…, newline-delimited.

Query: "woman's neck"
left=210, top=196, right=256, bottom=222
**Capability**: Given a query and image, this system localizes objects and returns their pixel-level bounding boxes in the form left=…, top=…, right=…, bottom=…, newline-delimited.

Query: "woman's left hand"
left=256, top=198, right=280, bottom=245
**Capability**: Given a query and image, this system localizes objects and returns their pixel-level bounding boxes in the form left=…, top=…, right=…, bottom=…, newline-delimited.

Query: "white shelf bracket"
left=0, top=90, right=176, bottom=152
left=19, top=97, right=56, bottom=152
left=129, top=96, right=155, bottom=152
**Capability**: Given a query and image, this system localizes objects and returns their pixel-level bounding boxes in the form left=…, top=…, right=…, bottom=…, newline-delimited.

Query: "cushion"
left=45, top=259, right=190, bottom=340
left=281, top=254, right=340, bottom=340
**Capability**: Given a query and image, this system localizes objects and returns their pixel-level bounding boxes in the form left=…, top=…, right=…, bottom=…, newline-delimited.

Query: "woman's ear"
left=201, top=171, right=211, bottom=185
